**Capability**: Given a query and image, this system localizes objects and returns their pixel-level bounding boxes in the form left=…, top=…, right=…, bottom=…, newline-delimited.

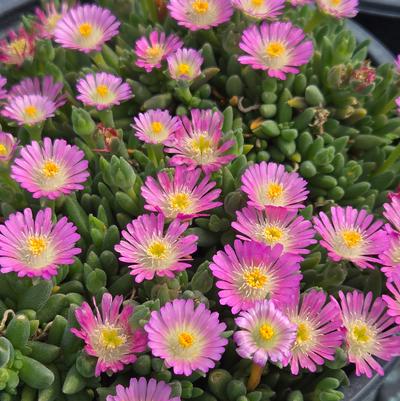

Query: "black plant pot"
left=359, top=0, right=400, bottom=18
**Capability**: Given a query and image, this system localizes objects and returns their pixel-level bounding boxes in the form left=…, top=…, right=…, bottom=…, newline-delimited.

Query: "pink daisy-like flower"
left=165, top=109, right=235, bottom=173
left=167, top=48, right=203, bottom=81
left=383, top=275, right=400, bottom=325
left=107, top=378, right=181, bottom=401
left=232, top=0, right=285, bottom=20
left=210, top=240, right=302, bottom=314
left=132, top=109, right=181, bottom=145
left=290, top=0, right=313, bottom=5
left=396, top=97, right=400, bottom=114
left=76, top=72, right=132, bottom=110
left=144, top=299, right=227, bottom=376
left=283, top=290, right=343, bottom=375
left=115, top=213, right=198, bottom=283
left=141, top=166, right=222, bottom=220
left=316, top=0, right=359, bottom=18
left=54, top=4, right=120, bottom=53
left=380, top=233, right=400, bottom=280
left=71, top=293, right=147, bottom=377
left=11, top=137, right=89, bottom=200
left=334, top=290, right=400, bottom=378
left=0, top=27, right=36, bottom=66
left=238, top=22, right=313, bottom=80
left=232, top=206, right=316, bottom=255
left=234, top=300, right=297, bottom=366
left=135, top=31, right=183, bottom=72
left=167, top=0, right=233, bottom=31
left=384, top=197, right=400, bottom=234
left=241, top=162, right=309, bottom=210
left=0, top=132, right=18, bottom=164
left=35, top=1, right=70, bottom=39
left=395, top=55, right=400, bottom=72
left=313, top=206, right=388, bottom=270
left=1, top=76, right=66, bottom=126
left=0, top=76, right=7, bottom=100
left=0, top=208, right=80, bottom=279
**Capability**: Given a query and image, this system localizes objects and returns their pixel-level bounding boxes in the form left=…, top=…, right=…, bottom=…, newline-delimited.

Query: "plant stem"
left=25, top=124, right=43, bottom=142
left=304, top=10, right=325, bottom=33
left=98, top=109, right=115, bottom=128
left=247, top=362, right=264, bottom=391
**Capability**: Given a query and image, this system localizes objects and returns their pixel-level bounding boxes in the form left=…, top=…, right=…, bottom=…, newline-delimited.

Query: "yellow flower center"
left=96, top=85, right=109, bottom=97
left=191, top=135, right=212, bottom=153
left=243, top=267, right=267, bottom=289
left=24, top=105, right=38, bottom=118
left=27, top=236, right=47, bottom=256
left=99, top=327, right=126, bottom=349
left=342, top=230, right=362, bottom=249
left=147, top=45, right=162, bottom=58
left=42, top=161, right=60, bottom=178
left=178, top=63, right=190, bottom=75
left=264, top=226, right=283, bottom=244
left=192, top=0, right=209, bottom=13
left=0, top=144, right=7, bottom=156
left=266, top=42, right=286, bottom=58
left=78, top=23, right=93, bottom=37
left=151, top=121, right=164, bottom=134
left=331, top=0, right=341, bottom=5
left=169, top=193, right=191, bottom=212
left=147, top=241, right=168, bottom=259
left=178, top=332, right=195, bottom=348
left=351, top=324, right=371, bottom=343
left=251, top=0, right=263, bottom=6
left=266, top=183, right=284, bottom=201
left=9, top=39, right=27, bottom=55
left=296, top=322, right=311, bottom=344
left=259, top=323, right=275, bottom=341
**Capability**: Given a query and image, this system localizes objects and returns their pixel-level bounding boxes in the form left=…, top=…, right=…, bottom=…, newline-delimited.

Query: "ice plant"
left=167, top=0, right=233, bottom=31
left=115, top=213, right=198, bottom=282
left=11, top=138, right=89, bottom=200
left=0, top=208, right=80, bottom=279
left=283, top=290, right=344, bottom=375
left=313, top=206, right=388, bottom=269
left=232, top=0, right=285, bottom=20
left=144, top=299, right=227, bottom=376
left=141, top=166, right=222, bottom=220
left=76, top=72, right=132, bottom=110
left=71, top=293, right=147, bottom=376
left=1, top=76, right=66, bottom=126
left=135, top=31, right=183, bottom=72
left=0, top=76, right=7, bottom=100
left=241, top=162, right=309, bottom=210
left=396, top=97, right=400, bottom=114
left=383, top=276, right=400, bottom=325
left=106, top=378, right=181, bottom=401
left=290, top=0, right=313, bottom=5
left=132, top=109, right=181, bottom=144
left=380, top=234, right=400, bottom=281
left=0, top=27, right=35, bottom=66
left=335, top=291, right=400, bottom=378
left=316, top=0, right=359, bottom=18
left=384, top=197, right=400, bottom=234
left=35, top=1, right=70, bottom=39
left=238, top=21, right=313, bottom=80
left=210, top=240, right=302, bottom=313
left=167, top=48, right=203, bottom=81
left=165, top=109, right=235, bottom=173
left=54, top=4, right=120, bottom=53
left=0, top=132, right=17, bottom=164
left=232, top=206, right=316, bottom=255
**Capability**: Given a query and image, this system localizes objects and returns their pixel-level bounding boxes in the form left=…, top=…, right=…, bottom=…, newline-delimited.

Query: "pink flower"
left=210, top=240, right=302, bottom=314
left=0, top=27, right=36, bottom=66
left=167, top=0, right=233, bottom=31
left=241, top=162, right=309, bottom=210
left=395, top=55, right=400, bottom=73
left=35, top=1, right=70, bottom=39
left=0, top=76, right=7, bottom=100
left=384, top=197, right=400, bottom=234
left=54, top=4, right=120, bottom=53
left=167, top=48, right=203, bottom=81
left=383, top=275, right=400, bottom=325
left=144, top=299, right=227, bottom=376
left=313, top=206, right=388, bottom=269
left=165, top=109, right=235, bottom=173
left=396, top=97, right=400, bottom=114
left=0, top=208, right=80, bottom=279
left=380, top=233, right=400, bottom=281
left=316, top=0, right=359, bottom=18
left=11, top=137, right=89, bottom=200
left=141, top=166, right=222, bottom=220
left=239, top=22, right=313, bottom=80
left=71, top=293, right=147, bottom=376
left=334, top=290, right=400, bottom=378
left=290, top=0, right=313, bottom=5
left=232, top=0, right=285, bottom=20
left=0, top=132, right=18, bottom=164
left=135, top=31, right=183, bottom=72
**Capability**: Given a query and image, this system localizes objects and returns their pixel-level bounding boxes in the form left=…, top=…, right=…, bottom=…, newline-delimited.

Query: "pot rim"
left=359, top=0, right=400, bottom=19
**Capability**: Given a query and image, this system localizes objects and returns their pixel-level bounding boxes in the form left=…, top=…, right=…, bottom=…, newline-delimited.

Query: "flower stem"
left=146, top=144, right=163, bottom=168
left=98, top=109, right=115, bottom=128
left=304, top=9, right=325, bottom=34
left=25, top=124, right=43, bottom=142
left=247, top=362, right=264, bottom=391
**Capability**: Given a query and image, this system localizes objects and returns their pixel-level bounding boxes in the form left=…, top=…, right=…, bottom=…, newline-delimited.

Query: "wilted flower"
left=0, top=27, right=36, bottom=66
left=232, top=0, right=285, bottom=20
left=76, top=72, right=132, bottom=110
left=0, top=208, right=80, bottom=279
left=145, top=299, right=227, bottom=376
left=71, top=293, right=147, bottom=376
left=165, top=109, right=235, bottom=173
left=135, top=31, right=183, bottom=72
left=167, top=0, right=233, bottom=31
left=11, top=137, right=89, bottom=200
left=350, top=61, right=376, bottom=92
left=35, top=1, right=70, bottom=39
left=167, top=48, right=203, bottom=81
left=54, top=4, right=120, bottom=53
left=238, top=22, right=313, bottom=80
left=316, top=0, right=359, bottom=18
left=0, top=132, right=18, bottom=164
